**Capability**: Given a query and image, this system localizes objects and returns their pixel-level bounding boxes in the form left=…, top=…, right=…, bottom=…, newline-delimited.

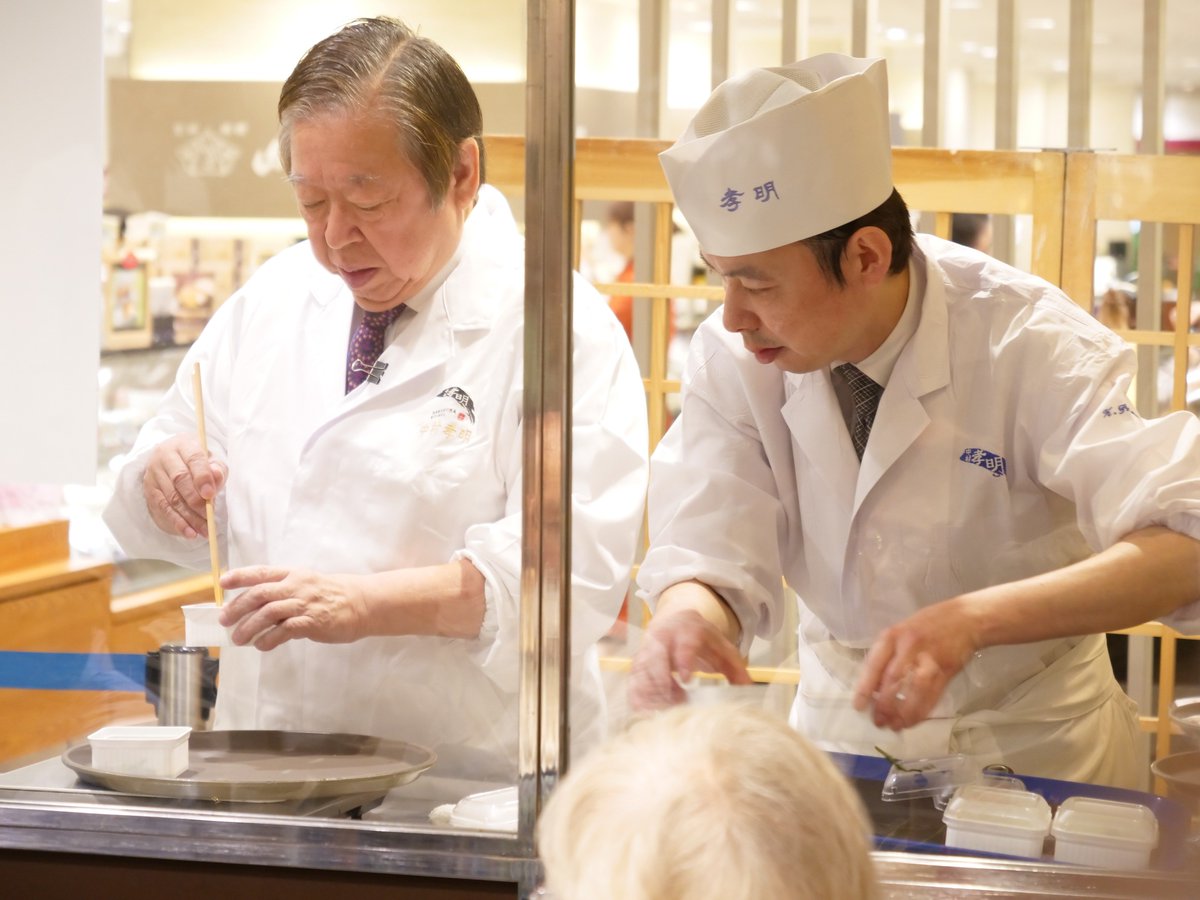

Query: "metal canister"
left=145, top=643, right=218, bottom=730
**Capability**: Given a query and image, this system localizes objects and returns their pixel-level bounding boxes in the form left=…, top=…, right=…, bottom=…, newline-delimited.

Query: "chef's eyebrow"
left=699, top=252, right=771, bottom=281
left=285, top=173, right=382, bottom=185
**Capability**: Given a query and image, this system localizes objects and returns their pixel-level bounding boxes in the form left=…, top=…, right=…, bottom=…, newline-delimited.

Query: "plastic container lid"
left=880, top=753, right=980, bottom=803
left=943, top=784, right=1052, bottom=832
left=448, top=786, right=518, bottom=832
left=1051, top=796, right=1159, bottom=849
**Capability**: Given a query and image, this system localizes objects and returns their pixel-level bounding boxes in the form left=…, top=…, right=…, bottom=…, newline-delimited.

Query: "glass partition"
left=5, top=0, right=547, bottom=845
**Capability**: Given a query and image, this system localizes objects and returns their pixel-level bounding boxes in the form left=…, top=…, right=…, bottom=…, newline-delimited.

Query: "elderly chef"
left=104, top=17, right=649, bottom=782
left=628, top=53, right=1200, bottom=787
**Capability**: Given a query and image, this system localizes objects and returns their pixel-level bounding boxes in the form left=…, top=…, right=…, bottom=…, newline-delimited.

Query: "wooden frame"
left=1062, top=152, right=1200, bottom=414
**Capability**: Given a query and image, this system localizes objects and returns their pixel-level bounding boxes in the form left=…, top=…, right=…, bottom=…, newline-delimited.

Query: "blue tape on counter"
left=0, top=651, right=146, bottom=692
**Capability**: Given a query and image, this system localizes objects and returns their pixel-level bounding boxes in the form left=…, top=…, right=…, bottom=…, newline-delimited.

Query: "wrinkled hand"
left=142, top=435, right=227, bottom=539
left=852, top=597, right=981, bottom=731
left=218, top=566, right=368, bottom=651
left=628, top=608, right=752, bottom=712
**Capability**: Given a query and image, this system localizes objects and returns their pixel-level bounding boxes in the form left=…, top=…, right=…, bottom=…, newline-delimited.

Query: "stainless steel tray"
left=62, top=730, right=436, bottom=803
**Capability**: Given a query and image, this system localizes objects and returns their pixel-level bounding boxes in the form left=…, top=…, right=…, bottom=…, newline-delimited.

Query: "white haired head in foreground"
left=537, top=703, right=879, bottom=900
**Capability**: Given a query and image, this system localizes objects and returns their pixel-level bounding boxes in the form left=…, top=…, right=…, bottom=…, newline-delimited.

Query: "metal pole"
left=851, top=0, right=876, bottom=58
left=991, top=0, right=1019, bottom=264
left=519, top=0, right=574, bottom=846
left=921, top=0, right=947, bottom=149
left=1066, top=0, right=1093, bottom=149
left=1125, top=0, right=1167, bottom=794
left=712, top=0, right=730, bottom=89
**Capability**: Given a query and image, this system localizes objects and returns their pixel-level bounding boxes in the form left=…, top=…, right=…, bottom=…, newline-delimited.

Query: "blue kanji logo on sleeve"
left=1101, top=403, right=1137, bottom=418
left=959, top=447, right=1007, bottom=478
left=720, top=188, right=744, bottom=212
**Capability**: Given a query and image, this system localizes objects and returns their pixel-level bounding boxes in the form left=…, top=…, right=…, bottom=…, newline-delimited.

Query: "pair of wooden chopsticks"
left=191, top=362, right=224, bottom=607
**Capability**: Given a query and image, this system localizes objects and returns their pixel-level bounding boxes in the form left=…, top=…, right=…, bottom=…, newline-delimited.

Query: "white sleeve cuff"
left=451, top=548, right=501, bottom=659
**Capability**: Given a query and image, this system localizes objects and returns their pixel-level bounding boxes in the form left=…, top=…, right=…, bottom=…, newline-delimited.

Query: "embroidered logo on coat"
left=959, top=447, right=1007, bottom=478
left=419, top=387, right=477, bottom=444
left=436, top=386, right=476, bottom=424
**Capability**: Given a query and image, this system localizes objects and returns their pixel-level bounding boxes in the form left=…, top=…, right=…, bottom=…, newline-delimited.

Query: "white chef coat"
left=639, top=234, right=1200, bottom=786
left=104, top=186, right=649, bottom=782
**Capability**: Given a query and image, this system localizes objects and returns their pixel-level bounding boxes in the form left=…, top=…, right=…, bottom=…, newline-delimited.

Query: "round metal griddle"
left=62, top=730, right=436, bottom=803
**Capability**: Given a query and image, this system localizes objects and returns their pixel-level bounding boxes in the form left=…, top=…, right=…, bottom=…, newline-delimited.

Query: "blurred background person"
left=950, top=212, right=993, bottom=254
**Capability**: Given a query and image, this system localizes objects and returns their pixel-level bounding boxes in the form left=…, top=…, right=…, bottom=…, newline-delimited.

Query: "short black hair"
left=801, top=189, right=914, bottom=287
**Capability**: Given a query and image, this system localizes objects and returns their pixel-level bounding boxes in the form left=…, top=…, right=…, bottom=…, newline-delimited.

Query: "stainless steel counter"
left=0, top=755, right=1196, bottom=898
left=0, top=757, right=530, bottom=885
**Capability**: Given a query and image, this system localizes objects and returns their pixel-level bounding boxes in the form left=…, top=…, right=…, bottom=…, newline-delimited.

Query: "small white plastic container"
left=942, top=784, right=1051, bottom=859
left=183, top=602, right=235, bottom=647
left=448, top=786, right=518, bottom=832
left=1051, top=796, right=1159, bottom=870
left=88, top=725, right=192, bottom=778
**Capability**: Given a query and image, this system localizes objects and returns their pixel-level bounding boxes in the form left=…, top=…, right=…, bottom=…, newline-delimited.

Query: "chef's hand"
left=142, top=435, right=227, bottom=539
left=218, top=567, right=368, bottom=651
left=628, top=608, right=753, bottom=712
left=852, top=596, right=982, bottom=731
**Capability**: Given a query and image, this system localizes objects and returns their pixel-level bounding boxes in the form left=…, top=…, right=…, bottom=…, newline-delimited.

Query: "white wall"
left=0, top=1, right=102, bottom=484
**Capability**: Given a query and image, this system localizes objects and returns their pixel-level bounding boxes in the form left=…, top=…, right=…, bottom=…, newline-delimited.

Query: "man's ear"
left=449, top=137, right=481, bottom=211
left=843, top=226, right=894, bottom=287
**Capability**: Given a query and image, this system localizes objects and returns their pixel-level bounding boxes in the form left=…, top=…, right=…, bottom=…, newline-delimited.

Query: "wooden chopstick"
left=191, top=362, right=224, bottom=607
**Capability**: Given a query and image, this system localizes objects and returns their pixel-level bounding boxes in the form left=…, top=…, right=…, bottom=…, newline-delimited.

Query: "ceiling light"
left=885, top=26, right=908, bottom=42
left=1025, top=17, right=1056, bottom=31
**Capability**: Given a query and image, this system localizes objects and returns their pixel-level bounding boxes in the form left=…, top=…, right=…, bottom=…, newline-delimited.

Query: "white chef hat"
left=659, top=54, right=893, bottom=257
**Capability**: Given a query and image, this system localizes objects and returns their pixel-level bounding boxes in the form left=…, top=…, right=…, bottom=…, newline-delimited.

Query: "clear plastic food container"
left=88, top=725, right=192, bottom=778
left=1050, top=796, right=1159, bottom=870
left=880, top=753, right=981, bottom=809
left=942, top=784, right=1051, bottom=859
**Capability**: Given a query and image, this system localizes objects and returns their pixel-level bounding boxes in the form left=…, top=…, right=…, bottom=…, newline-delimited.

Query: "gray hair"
left=537, top=704, right=879, bottom=900
left=277, top=16, right=485, bottom=203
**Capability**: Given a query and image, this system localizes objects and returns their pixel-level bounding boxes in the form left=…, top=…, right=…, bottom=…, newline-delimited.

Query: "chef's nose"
left=325, top=203, right=362, bottom=250
left=721, top=286, right=758, bottom=333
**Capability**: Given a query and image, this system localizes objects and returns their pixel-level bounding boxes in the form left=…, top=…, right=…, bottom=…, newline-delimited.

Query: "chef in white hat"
left=629, top=54, right=1200, bottom=787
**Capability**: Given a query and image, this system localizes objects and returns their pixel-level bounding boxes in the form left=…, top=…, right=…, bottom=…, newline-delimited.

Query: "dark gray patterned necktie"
left=834, top=363, right=883, bottom=460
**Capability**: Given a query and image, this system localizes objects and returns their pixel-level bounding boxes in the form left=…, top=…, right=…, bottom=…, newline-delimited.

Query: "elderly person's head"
left=277, top=17, right=484, bottom=311
left=537, top=704, right=879, bottom=900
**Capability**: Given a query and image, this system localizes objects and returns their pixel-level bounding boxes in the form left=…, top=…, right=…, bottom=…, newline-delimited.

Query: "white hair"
left=537, top=704, right=879, bottom=900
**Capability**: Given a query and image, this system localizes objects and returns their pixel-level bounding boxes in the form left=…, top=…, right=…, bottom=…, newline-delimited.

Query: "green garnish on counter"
left=875, top=746, right=931, bottom=773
